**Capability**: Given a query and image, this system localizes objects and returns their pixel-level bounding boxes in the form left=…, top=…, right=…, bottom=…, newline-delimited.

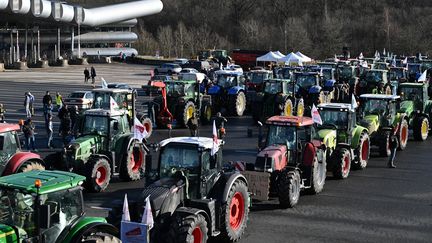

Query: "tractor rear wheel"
left=398, top=119, right=409, bottom=150
left=308, top=155, right=326, bottom=194
left=73, top=226, right=119, bottom=243
left=120, top=140, right=145, bottom=181
left=283, top=99, right=293, bottom=116
left=17, top=160, right=45, bottom=173
left=180, top=101, right=196, bottom=127
left=139, top=117, right=153, bottom=139
left=85, top=157, right=111, bottom=193
left=229, top=92, right=246, bottom=116
left=413, top=116, right=429, bottom=141
left=378, top=132, right=391, bottom=157
left=353, top=132, right=370, bottom=170
left=332, top=148, right=351, bottom=179
left=171, top=214, right=208, bottom=243
left=220, top=179, right=249, bottom=242
left=278, top=170, right=301, bottom=208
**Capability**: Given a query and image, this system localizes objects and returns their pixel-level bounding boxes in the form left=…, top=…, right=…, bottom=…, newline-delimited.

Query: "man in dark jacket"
left=91, top=66, right=97, bottom=87
left=388, top=134, right=398, bottom=168
left=22, top=119, right=36, bottom=151
left=84, top=68, right=90, bottom=83
left=187, top=114, right=198, bottom=137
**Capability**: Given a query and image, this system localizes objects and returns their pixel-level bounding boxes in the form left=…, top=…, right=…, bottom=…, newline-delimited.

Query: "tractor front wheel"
left=398, top=119, right=409, bottom=149
left=17, top=160, right=45, bottom=173
left=332, top=148, right=351, bottom=179
left=308, top=155, right=326, bottom=194
left=181, top=101, right=196, bottom=127
left=353, top=132, right=370, bottom=170
left=278, top=170, right=301, bottom=208
left=85, top=157, right=111, bottom=192
left=378, top=132, right=391, bottom=157
left=139, top=117, right=153, bottom=139
left=229, top=92, right=246, bottom=116
left=171, top=214, right=208, bottom=243
left=220, top=179, right=249, bottom=242
left=413, top=116, right=429, bottom=141
left=120, top=140, right=145, bottom=181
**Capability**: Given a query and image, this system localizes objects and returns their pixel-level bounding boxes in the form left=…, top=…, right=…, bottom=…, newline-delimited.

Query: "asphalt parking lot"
left=0, top=63, right=431, bottom=243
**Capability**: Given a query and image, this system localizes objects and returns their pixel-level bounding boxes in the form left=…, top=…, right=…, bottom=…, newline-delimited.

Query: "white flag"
left=141, top=196, right=154, bottom=229
left=402, top=57, right=408, bottom=65
left=359, top=52, right=364, bottom=59
left=418, top=70, right=427, bottom=82
left=391, top=56, right=397, bottom=67
left=110, top=96, right=119, bottom=112
left=311, top=104, right=322, bottom=125
left=383, top=48, right=386, bottom=56
left=101, top=77, right=108, bottom=89
left=211, top=120, right=219, bottom=156
left=133, top=116, right=148, bottom=141
left=351, top=94, right=358, bottom=109
left=122, top=194, right=131, bottom=222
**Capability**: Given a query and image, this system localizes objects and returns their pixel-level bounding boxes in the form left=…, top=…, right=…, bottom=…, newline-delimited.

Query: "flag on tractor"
left=101, top=77, right=108, bottom=89
left=351, top=94, right=358, bottom=109
left=141, top=196, right=154, bottom=230
left=418, top=70, right=427, bottom=82
left=122, top=194, right=131, bottom=222
left=110, top=96, right=119, bottom=112
left=133, top=116, right=148, bottom=141
left=211, top=120, right=219, bottom=156
left=311, top=104, right=322, bottom=125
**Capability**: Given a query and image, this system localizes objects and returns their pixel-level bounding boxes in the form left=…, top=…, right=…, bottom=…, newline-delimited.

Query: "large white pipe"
left=52, top=1, right=74, bottom=22
left=72, top=47, right=138, bottom=57
left=102, top=19, right=138, bottom=28
left=9, top=0, right=31, bottom=14
left=0, top=0, right=8, bottom=10
left=75, top=0, right=163, bottom=27
left=31, top=0, right=51, bottom=18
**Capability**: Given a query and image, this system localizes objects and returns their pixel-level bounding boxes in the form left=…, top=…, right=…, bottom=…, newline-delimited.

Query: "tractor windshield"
left=264, top=81, right=282, bottom=94
left=363, top=99, right=388, bottom=115
left=94, top=92, right=129, bottom=110
left=160, top=144, right=200, bottom=177
left=322, top=69, right=333, bottom=80
left=250, top=72, right=271, bottom=84
left=399, top=86, right=423, bottom=101
left=320, top=109, right=348, bottom=129
left=389, top=69, right=404, bottom=80
left=213, top=50, right=227, bottom=59
left=338, top=67, right=353, bottom=79
left=166, top=83, right=186, bottom=96
left=216, top=74, right=236, bottom=88
left=266, top=125, right=296, bottom=150
left=0, top=131, right=19, bottom=163
left=408, top=64, right=420, bottom=74
left=364, top=71, right=384, bottom=83
left=295, top=75, right=317, bottom=89
left=83, top=115, right=109, bottom=136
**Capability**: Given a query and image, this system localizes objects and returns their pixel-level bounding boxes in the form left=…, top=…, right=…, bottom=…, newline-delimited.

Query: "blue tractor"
left=208, top=70, right=247, bottom=116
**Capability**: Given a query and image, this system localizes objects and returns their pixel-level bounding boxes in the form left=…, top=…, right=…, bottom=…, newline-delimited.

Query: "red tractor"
left=244, top=116, right=326, bottom=208
left=0, top=123, right=45, bottom=176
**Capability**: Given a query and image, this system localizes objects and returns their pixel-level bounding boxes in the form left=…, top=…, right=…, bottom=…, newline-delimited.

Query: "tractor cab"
left=0, top=124, right=22, bottom=168
left=211, top=70, right=245, bottom=91
left=317, top=103, right=356, bottom=144
left=293, top=72, right=324, bottom=107
left=407, top=63, right=422, bottom=82
left=166, top=80, right=196, bottom=98
left=246, top=70, right=273, bottom=92
left=336, top=65, right=358, bottom=83
left=276, top=66, right=302, bottom=79
left=399, top=83, right=427, bottom=111
left=372, top=62, right=389, bottom=70
left=358, top=69, right=390, bottom=94
left=263, top=79, right=295, bottom=95
left=389, top=67, right=407, bottom=82
left=93, top=88, right=133, bottom=111
left=359, top=94, right=400, bottom=133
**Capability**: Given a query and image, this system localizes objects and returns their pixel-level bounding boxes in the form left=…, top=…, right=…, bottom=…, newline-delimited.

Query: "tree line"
left=72, top=0, right=432, bottom=60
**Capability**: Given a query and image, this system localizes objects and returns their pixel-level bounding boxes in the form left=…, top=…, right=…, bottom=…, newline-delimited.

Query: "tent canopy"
left=295, top=51, right=312, bottom=62
left=256, top=51, right=281, bottom=62
left=273, top=51, right=285, bottom=58
left=278, top=52, right=303, bottom=64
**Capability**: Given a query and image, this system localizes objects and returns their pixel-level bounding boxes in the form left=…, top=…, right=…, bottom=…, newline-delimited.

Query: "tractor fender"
left=116, top=136, right=147, bottom=170
left=228, top=86, right=243, bottom=95
left=308, top=85, right=322, bottom=94
left=221, top=172, right=248, bottom=204
left=351, top=126, right=368, bottom=148
left=174, top=207, right=213, bottom=234
left=63, top=219, right=119, bottom=243
left=393, top=113, right=408, bottom=135
left=2, top=152, right=44, bottom=176
left=208, top=85, right=221, bottom=95
left=302, top=142, right=316, bottom=167
left=324, top=79, right=336, bottom=88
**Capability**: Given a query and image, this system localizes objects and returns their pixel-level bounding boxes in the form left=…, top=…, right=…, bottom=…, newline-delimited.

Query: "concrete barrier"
left=13, top=62, right=28, bottom=70
left=69, top=58, right=89, bottom=65
left=0, top=63, right=4, bottom=72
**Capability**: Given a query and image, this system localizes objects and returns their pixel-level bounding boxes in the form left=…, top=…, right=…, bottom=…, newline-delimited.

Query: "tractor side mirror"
left=39, top=204, right=52, bottom=229
left=113, top=121, right=119, bottom=131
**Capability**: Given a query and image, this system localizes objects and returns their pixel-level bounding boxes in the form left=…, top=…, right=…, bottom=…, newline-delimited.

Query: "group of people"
left=84, top=66, right=97, bottom=87
left=187, top=112, right=227, bottom=139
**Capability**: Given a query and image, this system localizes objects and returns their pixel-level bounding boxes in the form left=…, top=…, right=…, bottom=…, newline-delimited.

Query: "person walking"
left=60, top=116, right=72, bottom=146
left=70, top=105, right=79, bottom=132
left=388, top=134, right=398, bottom=168
left=42, top=91, right=53, bottom=124
left=22, top=119, right=36, bottom=151
left=28, top=92, right=35, bottom=117
left=47, top=113, right=54, bottom=149
left=91, top=66, right=97, bottom=87
left=84, top=67, right=90, bottom=83
left=58, top=104, right=69, bottom=136
left=55, top=92, right=63, bottom=111
left=215, top=112, right=227, bottom=138
left=24, top=92, right=32, bottom=118
left=186, top=114, right=198, bottom=137
left=0, top=103, right=5, bottom=123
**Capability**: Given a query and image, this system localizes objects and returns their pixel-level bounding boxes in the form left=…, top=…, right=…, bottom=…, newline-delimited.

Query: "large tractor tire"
left=229, top=92, right=246, bottom=116
left=17, top=160, right=45, bottom=173
left=71, top=225, right=119, bottom=243
left=378, top=132, right=391, bottom=157
left=278, top=170, right=301, bottom=208
left=170, top=214, right=208, bottom=243
left=413, top=116, right=429, bottom=141
left=220, top=179, right=249, bottom=242
left=180, top=101, right=196, bottom=127
left=353, top=132, right=370, bottom=170
left=200, top=102, right=212, bottom=125
left=120, top=140, right=146, bottom=181
left=85, top=157, right=111, bottom=193
left=398, top=119, right=409, bottom=150
left=283, top=99, right=293, bottom=116
left=332, top=148, right=351, bottom=179
left=139, top=117, right=153, bottom=139
left=308, top=155, right=326, bottom=194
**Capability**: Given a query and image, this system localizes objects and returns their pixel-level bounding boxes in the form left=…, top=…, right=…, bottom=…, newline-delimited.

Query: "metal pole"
left=37, top=29, right=40, bottom=60
left=71, top=27, right=74, bottom=53
left=57, top=27, right=61, bottom=59
left=9, top=31, right=13, bottom=64
left=77, top=24, right=81, bottom=58
left=16, top=30, right=19, bottom=62
left=31, top=30, right=34, bottom=63
left=25, top=27, right=28, bottom=60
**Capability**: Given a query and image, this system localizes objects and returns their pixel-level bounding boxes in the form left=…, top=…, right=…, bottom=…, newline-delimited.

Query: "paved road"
left=0, top=63, right=431, bottom=243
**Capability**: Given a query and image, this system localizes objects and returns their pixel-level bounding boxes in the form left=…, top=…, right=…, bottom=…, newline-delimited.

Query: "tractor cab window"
left=160, top=144, right=200, bottom=178
left=0, top=131, right=19, bottom=159
left=216, top=75, right=235, bottom=88
left=399, top=87, right=423, bottom=102
left=250, top=72, right=271, bottom=84
left=338, top=67, right=353, bottom=79
left=364, top=71, right=383, bottom=83
left=363, top=99, right=388, bottom=115
left=296, top=75, right=317, bottom=89
left=110, top=116, right=124, bottom=136
left=184, top=83, right=195, bottom=96
left=167, top=83, right=186, bottom=96
left=83, top=116, right=108, bottom=136
left=297, top=127, right=313, bottom=143
left=390, top=69, right=404, bottom=80
left=266, top=125, right=296, bottom=150
left=408, top=64, right=420, bottom=74
left=322, top=69, right=333, bottom=80
left=264, top=81, right=282, bottom=94
left=320, top=109, right=348, bottom=129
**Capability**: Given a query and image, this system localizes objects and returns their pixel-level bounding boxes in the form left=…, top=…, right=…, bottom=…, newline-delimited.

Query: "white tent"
left=295, top=51, right=312, bottom=62
left=278, top=52, right=303, bottom=65
left=273, top=51, right=285, bottom=58
left=256, top=51, right=281, bottom=62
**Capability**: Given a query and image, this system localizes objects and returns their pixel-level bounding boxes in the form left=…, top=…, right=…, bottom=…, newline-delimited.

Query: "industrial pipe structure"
left=0, top=0, right=8, bottom=10
left=52, top=1, right=74, bottom=22
left=75, top=0, right=163, bottom=27
left=72, top=47, right=138, bottom=57
left=31, top=0, right=51, bottom=18
left=10, top=0, right=31, bottom=14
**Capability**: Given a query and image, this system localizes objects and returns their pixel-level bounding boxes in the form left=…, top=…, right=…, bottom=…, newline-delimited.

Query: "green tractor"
left=251, top=78, right=295, bottom=122
left=163, top=80, right=212, bottom=127
left=398, top=82, right=432, bottom=141
left=110, top=137, right=249, bottom=243
left=317, top=103, right=370, bottom=179
left=359, top=94, right=409, bottom=156
left=47, top=109, right=149, bottom=192
left=0, top=170, right=119, bottom=242
left=356, top=69, right=392, bottom=95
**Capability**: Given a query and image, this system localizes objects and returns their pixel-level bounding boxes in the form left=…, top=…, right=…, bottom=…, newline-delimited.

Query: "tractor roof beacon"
left=0, top=170, right=119, bottom=243
left=246, top=116, right=327, bottom=208
left=111, top=136, right=250, bottom=243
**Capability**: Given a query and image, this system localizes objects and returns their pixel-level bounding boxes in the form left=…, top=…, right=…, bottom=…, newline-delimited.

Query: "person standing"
left=24, top=92, right=32, bottom=118
left=215, top=112, right=227, bottom=138
left=186, top=114, right=198, bottom=137
left=0, top=103, right=5, bottom=122
left=84, top=67, right=90, bottom=83
left=42, top=91, right=53, bottom=124
left=60, top=116, right=72, bottom=146
left=55, top=92, right=63, bottom=111
left=47, top=113, right=54, bottom=149
left=91, top=66, right=97, bottom=88
left=58, top=104, right=69, bottom=136
left=28, top=92, right=35, bottom=116
left=70, top=105, right=79, bottom=132
left=388, top=134, right=398, bottom=168
left=22, top=119, right=36, bottom=151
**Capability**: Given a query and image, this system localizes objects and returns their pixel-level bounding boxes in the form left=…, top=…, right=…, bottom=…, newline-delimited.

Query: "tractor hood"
left=399, top=100, right=414, bottom=116
left=208, top=85, right=221, bottom=95
left=0, top=225, right=17, bottom=242
left=360, top=114, right=380, bottom=134
left=141, top=177, right=184, bottom=218
left=316, top=129, right=337, bottom=149
left=66, top=134, right=102, bottom=162
left=256, top=145, right=288, bottom=171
